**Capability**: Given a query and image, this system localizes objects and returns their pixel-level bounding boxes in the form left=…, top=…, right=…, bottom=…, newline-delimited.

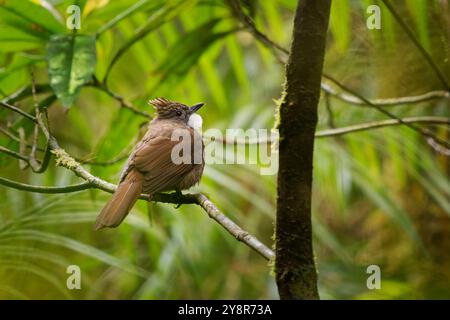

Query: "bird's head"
left=149, top=98, right=204, bottom=129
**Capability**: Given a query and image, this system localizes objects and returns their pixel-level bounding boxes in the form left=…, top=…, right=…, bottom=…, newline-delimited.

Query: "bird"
left=94, top=97, right=205, bottom=230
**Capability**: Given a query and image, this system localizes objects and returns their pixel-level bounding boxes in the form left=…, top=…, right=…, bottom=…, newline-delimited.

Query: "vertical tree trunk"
left=275, top=0, right=331, bottom=300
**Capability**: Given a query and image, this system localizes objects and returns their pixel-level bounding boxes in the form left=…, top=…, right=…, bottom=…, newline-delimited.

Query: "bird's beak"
left=189, top=102, right=204, bottom=114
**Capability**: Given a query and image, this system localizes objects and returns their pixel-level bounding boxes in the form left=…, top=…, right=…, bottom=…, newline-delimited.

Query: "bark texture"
left=275, top=0, right=331, bottom=300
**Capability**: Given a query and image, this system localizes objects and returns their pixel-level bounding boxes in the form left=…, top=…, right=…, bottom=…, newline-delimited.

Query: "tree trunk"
left=275, top=0, right=331, bottom=300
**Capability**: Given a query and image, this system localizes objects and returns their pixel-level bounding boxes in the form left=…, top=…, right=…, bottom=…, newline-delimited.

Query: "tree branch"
left=275, top=0, right=331, bottom=299
left=0, top=126, right=45, bottom=152
left=76, top=153, right=130, bottom=166
left=18, top=127, right=28, bottom=170
left=315, top=116, right=450, bottom=138
left=0, top=84, right=51, bottom=105
left=0, top=173, right=274, bottom=261
left=204, top=117, right=449, bottom=144
left=225, top=0, right=288, bottom=63
left=227, top=2, right=450, bottom=107
left=321, top=81, right=450, bottom=106
left=0, top=146, right=32, bottom=162
left=325, top=74, right=450, bottom=153
left=89, top=78, right=152, bottom=119
left=28, top=71, right=52, bottom=174
left=381, top=0, right=450, bottom=91
left=20, top=102, right=274, bottom=261
left=0, top=177, right=92, bottom=193
left=0, top=101, right=36, bottom=122
left=194, top=193, right=275, bottom=261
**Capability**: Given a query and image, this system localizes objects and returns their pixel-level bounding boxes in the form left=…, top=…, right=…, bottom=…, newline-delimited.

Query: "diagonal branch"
left=0, top=173, right=275, bottom=261
left=321, top=81, right=450, bottom=106
left=225, top=0, right=288, bottom=63
left=0, top=177, right=92, bottom=193
left=0, top=101, right=36, bottom=122
left=315, top=116, right=450, bottom=138
left=0, top=84, right=51, bottom=105
left=89, top=77, right=152, bottom=119
left=18, top=127, right=28, bottom=170
left=194, top=193, right=274, bottom=261
left=76, top=153, right=130, bottom=166
left=204, top=116, right=450, bottom=144
left=227, top=1, right=450, bottom=107
left=0, top=146, right=32, bottom=162
left=0, top=126, right=45, bottom=152
left=325, top=74, right=450, bottom=152
left=381, top=0, right=449, bottom=91
left=25, top=102, right=274, bottom=261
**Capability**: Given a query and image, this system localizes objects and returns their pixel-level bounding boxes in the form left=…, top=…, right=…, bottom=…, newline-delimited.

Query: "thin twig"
left=0, top=177, right=92, bottom=193
left=0, top=84, right=51, bottom=105
left=0, top=141, right=48, bottom=172
left=0, top=171, right=274, bottom=261
left=77, top=153, right=130, bottom=166
left=381, top=0, right=450, bottom=90
left=0, top=101, right=36, bottom=122
left=204, top=116, right=449, bottom=144
left=75, top=122, right=143, bottom=166
left=0, top=127, right=21, bottom=143
left=89, top=78, right=152, bottom=119
left=30, top=71, right=41, bottom=170
left=194, top=193, right=274, bottom=261
left=324, top=92, right=335, bottom=128
left=0, top=126, right=45, bottom=152
left=224, top=2, right=450, bottom=152
left=315, top=116, right=450, bottom=138
left=30, top=143, right=52, bottom=174
left=225, top=0, right=288, bottom=64
left=18, top=128, right=28, bottom=170
left=28, top=103, right=274, bottom=261
left=228, top=2, right=450, bottom=107
left=325, top=74, right=450, bottom=152
left=321, top=81, right=450, bottom=106
left=0, top=146, right=33, bottom=162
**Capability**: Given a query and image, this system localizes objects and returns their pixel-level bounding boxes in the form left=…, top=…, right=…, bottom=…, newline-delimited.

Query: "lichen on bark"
left=275, top=0, right=332, bottom=300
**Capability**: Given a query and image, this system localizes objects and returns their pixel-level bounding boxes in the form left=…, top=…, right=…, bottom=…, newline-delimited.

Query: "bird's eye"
left=176, top=110, right=182, bottom=116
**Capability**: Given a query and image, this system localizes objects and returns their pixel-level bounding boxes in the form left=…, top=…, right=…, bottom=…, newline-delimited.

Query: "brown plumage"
left=95, top=98, right=205, bottom=230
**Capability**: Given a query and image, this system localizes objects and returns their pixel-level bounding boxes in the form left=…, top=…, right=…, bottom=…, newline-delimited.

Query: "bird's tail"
left=95, top=169, right=144, bottom=230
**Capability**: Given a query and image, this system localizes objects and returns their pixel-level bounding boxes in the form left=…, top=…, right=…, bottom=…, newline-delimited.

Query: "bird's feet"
left=174, top=189, right=183, bottom=209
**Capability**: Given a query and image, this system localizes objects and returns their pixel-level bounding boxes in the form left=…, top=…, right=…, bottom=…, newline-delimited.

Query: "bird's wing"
left=130, top=127, right=200, bottom=194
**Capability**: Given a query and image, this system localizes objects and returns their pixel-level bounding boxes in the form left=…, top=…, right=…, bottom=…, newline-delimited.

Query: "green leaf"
left=46, top=34, right=96, bottom=108
left=0, top=0, right=65, bottom=37
left=104, top=0, right=196, bottom=82
left=154, top=18, right=233, bottom=88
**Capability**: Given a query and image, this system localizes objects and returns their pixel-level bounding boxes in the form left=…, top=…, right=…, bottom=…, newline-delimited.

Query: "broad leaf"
left=46, top=34, right=96, bottom=109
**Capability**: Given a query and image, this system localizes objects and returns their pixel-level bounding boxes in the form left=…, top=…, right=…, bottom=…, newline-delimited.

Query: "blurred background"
left=0, top=0, right=449, bottom=299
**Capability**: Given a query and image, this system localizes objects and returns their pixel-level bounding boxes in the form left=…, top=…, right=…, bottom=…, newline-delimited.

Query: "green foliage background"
left=0, top=0, right=449, bottom=299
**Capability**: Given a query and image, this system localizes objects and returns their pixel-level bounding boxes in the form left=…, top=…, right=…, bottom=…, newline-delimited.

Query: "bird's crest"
left=149, top=97, right=189, bottom=116
left=149, top=97, right=173, bottom=109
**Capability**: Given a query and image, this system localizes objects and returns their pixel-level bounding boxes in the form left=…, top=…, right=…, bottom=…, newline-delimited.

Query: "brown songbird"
left=95, top=98, right=205, bottom=230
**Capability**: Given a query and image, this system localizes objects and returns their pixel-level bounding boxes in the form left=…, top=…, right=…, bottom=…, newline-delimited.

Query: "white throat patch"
left=188, top=113, right=203, bottom=131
